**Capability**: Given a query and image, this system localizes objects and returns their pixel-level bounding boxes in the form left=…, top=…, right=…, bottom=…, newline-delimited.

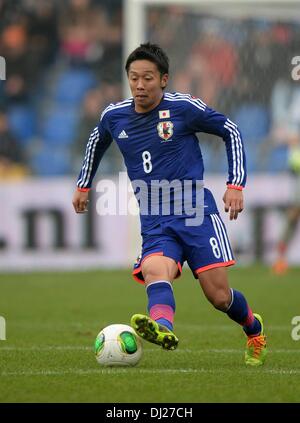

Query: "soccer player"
left=272, top=138, right=300, bottom=274
left=73, top=43, right=267, bottom=366
left=262, top=79, right=300, bottom=275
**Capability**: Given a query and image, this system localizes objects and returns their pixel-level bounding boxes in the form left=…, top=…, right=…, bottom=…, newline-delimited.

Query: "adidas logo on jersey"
left=118, top=130, right=128, bottom=139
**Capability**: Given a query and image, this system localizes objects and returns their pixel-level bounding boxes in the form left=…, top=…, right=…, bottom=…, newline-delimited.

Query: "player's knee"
left=143, top=270, right=166, bottom=284
left=142, top=256, right=178, bottom=284
left=210, top=291, right=231, bottom=311
left=143, top=269, right=176, bottom=284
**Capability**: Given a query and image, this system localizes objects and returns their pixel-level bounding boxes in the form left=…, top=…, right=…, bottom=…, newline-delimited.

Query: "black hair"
left=125, top=42, right=169, bottom=76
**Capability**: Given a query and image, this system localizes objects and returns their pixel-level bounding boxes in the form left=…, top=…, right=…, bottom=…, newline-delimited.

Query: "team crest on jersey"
left=157, top=121, right=174, bottom=141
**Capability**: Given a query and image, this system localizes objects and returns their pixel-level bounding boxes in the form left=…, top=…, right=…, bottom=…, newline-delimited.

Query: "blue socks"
left=226, top=289, right=262, bottom=336
left=146, top=283, right=261, bottom=336
left=147, top=280, right=175, bottom=331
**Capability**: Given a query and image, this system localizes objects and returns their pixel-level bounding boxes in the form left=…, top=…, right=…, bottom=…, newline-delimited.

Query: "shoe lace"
left=247, top=335, right=266, bottom=358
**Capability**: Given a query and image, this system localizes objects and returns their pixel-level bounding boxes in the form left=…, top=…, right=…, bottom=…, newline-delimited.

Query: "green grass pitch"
left=0, top=266, right=300, bottom=403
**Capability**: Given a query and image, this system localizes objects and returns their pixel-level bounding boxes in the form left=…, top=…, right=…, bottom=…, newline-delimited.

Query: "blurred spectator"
left=59, top=0, right=101, bottom=66
left=236, top=22, right=291, bottom=105
left=0, top=2, right=299, bottom=177
left=188, top=22, right=238, bottom=106
left=0, top=109, right=29, bottom=179
left=148, top=6, right=194, bottom=69
left=259, top=79, right=300, bottom=273
left=27, top=0, right=59, bottom=67
left=58, top=0, right=122, bottom=81
left=172, top=70, right=193, bottom=94
left=273, top=146, right=300, bottom=274
left=1, top=23, right=41, bottom=104
left=73, top=87, right=106, bottom=165
left=0, top=0, right=28, bottom=31
left=100, top=0, right=122, bottom=22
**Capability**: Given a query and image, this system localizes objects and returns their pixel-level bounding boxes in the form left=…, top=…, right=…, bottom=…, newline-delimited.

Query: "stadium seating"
left=31, top=146, right=71, bottom=176
left=266, top=145, right=289, bottom=172
left=243, top=142, right=257, bottom=173
left=42, top=106, right=79, bottom=146
left=53, top=68, right=97, bottom=104
left=233, top=104, right=270, bottom=142
left=7, top=105, right=37, bottom=144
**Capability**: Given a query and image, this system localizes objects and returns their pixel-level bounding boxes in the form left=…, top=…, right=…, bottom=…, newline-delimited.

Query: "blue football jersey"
left=77, top=92, right=246, bottom=231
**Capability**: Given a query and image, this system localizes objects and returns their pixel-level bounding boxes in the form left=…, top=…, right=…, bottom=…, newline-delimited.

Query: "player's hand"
left=72, top=189, right=89, bottom=213
left=222, top=188, right=244, bottom=220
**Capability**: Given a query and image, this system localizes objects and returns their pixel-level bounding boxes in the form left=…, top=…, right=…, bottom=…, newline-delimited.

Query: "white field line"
left=0, top=346, right=300, bottom=354
left=1, top=368, right=300, bottom=377
left=0, top=346, right=92, bottom=351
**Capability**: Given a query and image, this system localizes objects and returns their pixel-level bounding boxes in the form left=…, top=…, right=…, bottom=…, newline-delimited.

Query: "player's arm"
left=73, top=119, right=113, bottom=214
left=185, top=97, right=246, bottom=220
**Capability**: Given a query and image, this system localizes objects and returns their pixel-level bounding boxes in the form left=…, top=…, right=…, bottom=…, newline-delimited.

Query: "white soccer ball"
left=94, top=324, right=142, bottom=367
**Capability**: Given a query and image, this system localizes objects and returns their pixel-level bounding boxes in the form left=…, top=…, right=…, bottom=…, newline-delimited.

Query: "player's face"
left=128, top=60, right=168, bottom=113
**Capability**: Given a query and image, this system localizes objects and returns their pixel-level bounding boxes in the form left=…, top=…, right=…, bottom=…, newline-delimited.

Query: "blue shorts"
left=132, top=213, right=235, bottom=283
